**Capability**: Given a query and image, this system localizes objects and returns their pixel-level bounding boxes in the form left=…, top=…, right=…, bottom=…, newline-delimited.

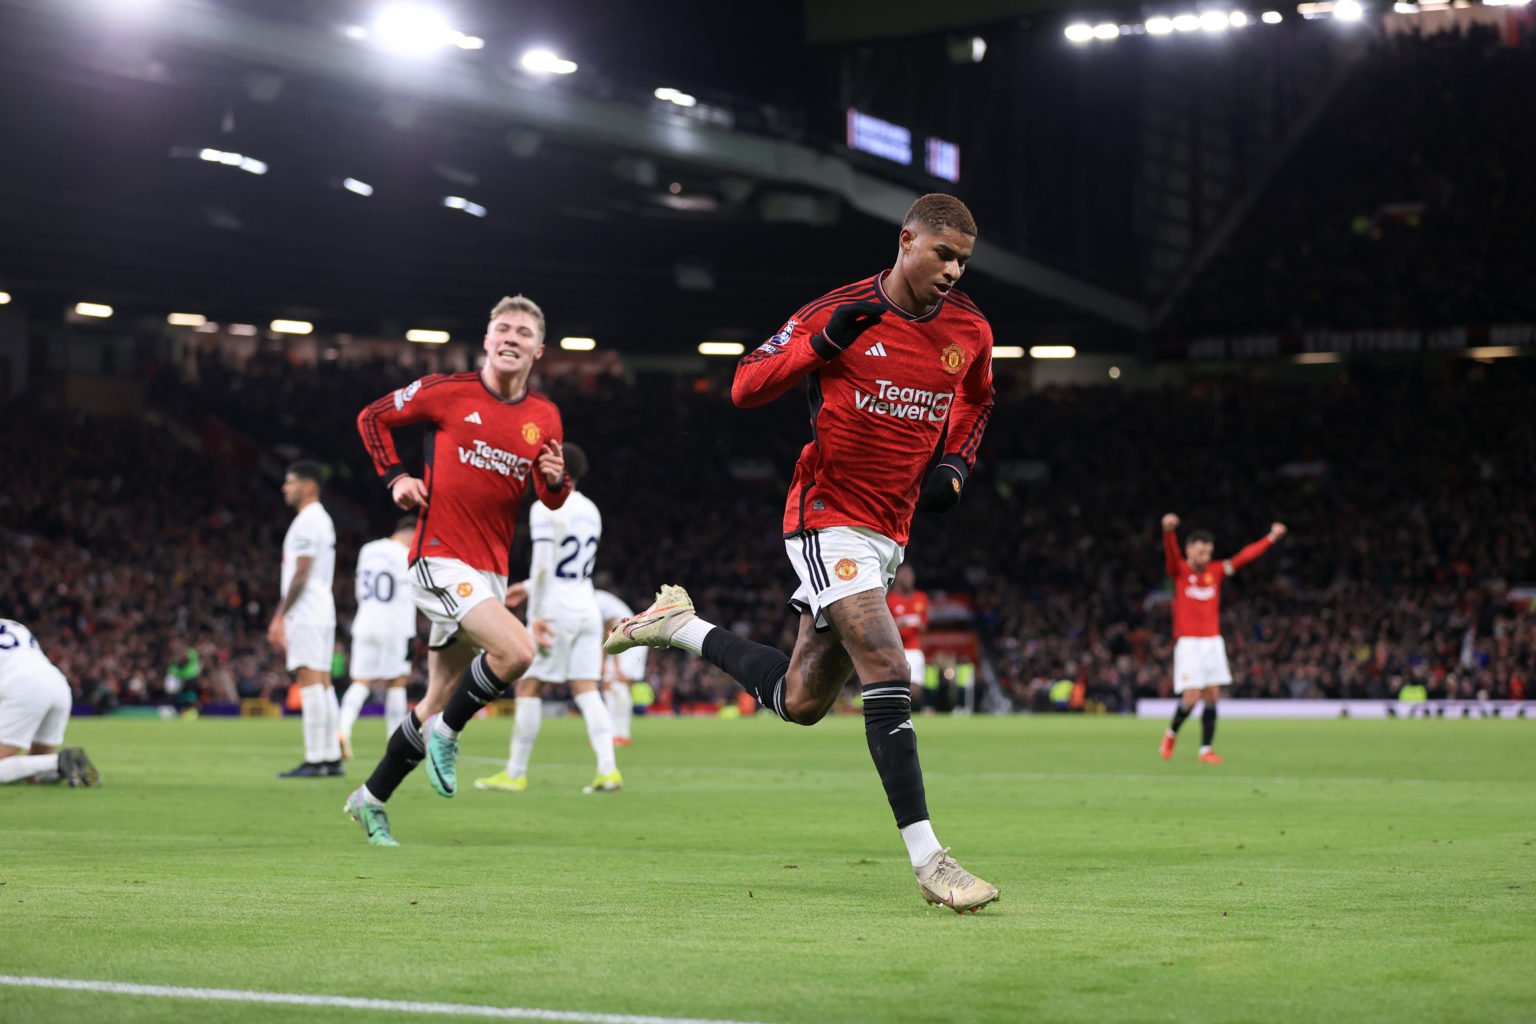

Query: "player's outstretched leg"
left=344, top=786, right=399, bottom=847
left=821, top=592, right=999, bottom=914
left=1198, top=687, right=1222, bottom=764
left=384, top=684, right=408, bottom=738
left=339, top=681, right=371, bottom=760
left=426, top=603, right=535, bottom=797
left=1162, top=694, right=1196, bottom=760
left=427, top=653, right=510, bottom=796
left=573, top=688, right=622, bottom=793
left=605, top=683, right=634, bottom=745
left=605, top=585, right=794, bottom=717
left=477, top=687, right=539, bottom=792
left=57, top=747, right=101, bottom=787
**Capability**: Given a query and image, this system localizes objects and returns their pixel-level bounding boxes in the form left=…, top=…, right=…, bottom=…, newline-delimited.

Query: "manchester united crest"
left=834, top=558, right=859, bottom=581
left=521, top=422, right=541, bottom=445
left=940, top=343, right=965, bottom=375
left=456, top=582, right=474, bottom=598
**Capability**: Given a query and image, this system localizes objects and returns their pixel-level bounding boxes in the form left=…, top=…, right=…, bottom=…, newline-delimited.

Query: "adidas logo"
left=865, top=342, right=888, bottom=357
left=464, top=411, right=482, bottom=424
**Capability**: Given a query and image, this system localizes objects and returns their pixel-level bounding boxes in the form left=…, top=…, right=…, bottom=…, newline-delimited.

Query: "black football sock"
left=861, top=681, right=929, bottom=828
left=364, top=711, right=424, bottom=803
left=701, top=628, right=792, bottom=720
left=1169, top=703, right=1193, bottom=734
left=441, top=652, right=514, bottom=733
left=1201, top=704, right=1218, bottom=747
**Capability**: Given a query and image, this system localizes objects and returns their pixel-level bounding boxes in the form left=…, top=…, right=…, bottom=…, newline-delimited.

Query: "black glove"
left=917, top=455, right=968, bottom=515
left=811, top=301, right=885, bottom=359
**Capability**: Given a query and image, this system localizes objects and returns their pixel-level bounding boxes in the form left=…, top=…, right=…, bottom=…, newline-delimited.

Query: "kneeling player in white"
left=476, top=445, right=621, bottom=794
left=596, top=588, right=644, bottom=746
left=0, top=619, right=99, bottom=787
left=339, top=516, right=418, bottom=758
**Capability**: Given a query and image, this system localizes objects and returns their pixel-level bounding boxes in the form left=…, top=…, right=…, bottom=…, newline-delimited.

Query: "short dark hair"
left=563, top=442, right=589, bottom=484
left=394, top=514, right=418, bottom=535
left=286, top=460, right=326, bottom=487
left=903, top=193, right=977, bottom=238
left=1188, top=529, right=1215, bottom=545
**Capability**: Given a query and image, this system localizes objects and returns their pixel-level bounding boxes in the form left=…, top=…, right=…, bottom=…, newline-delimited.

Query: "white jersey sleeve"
left=281, top=502, right=337, bottom=626
left=352, top=538, right=416, bottom=638
left=0, top=618, right=56, bottom=683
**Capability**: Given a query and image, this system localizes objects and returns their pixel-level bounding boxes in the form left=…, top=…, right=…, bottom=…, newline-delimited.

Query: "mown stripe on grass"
left=0, top=975, right=772, bottom=1024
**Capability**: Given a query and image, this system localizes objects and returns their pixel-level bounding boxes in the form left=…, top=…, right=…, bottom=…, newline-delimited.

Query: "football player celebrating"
left=347, top=295, right=569, bottom=845
left=607, top=194, right=999, bottom=913
left=1159, top=513, right=1287, bottom=764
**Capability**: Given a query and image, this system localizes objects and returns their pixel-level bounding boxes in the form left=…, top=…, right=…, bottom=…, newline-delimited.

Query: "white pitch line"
left=453, top=754, right=1497, bottom=788
left=0, top=975, right=772, bottom=1024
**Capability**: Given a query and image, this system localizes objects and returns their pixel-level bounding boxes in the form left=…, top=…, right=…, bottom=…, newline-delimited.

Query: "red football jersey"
left=887, top=589, right=930, bottom=650
left=1164, top=531, right=1272, bottom=638
left=357, top=372, right=570, bottom=575
left=733, top=271, right=994, bottom=545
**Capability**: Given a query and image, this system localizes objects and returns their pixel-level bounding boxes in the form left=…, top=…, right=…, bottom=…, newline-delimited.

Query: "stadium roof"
left=0, top=0, right=1169, bottom=352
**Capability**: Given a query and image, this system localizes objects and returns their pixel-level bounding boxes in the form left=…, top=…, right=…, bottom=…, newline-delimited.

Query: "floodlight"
left=520, top=48, right=578, bottom=74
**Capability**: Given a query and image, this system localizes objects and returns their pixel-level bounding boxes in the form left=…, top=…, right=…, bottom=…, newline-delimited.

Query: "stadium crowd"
left=1177, top=27, right=1536, bottom=335
left=3, top=346, right=1531, bottom=714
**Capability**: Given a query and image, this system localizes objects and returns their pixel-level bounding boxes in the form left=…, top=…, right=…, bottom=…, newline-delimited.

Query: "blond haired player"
left=349, top=295, right=569, bottom=845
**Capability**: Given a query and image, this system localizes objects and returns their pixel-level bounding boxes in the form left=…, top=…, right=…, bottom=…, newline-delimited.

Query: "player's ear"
left=898, top=226, right=916, bottom=256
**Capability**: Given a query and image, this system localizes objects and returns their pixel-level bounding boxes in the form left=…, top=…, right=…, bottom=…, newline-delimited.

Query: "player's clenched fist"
left=820, top=300, right=886, bottom=353
left=536, top=439, right=565, bottom=487
left=1269, top=522, right=1287, bottom=542
left=391, top=475, right=429, bottom=511
left=1162, top=513, right=1180, bottom=532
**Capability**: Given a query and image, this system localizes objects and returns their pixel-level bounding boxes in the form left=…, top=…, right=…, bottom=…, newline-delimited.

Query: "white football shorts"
left=1173, top=635, right=1232, bottom=693
left=0, top=661, right=73, bottom=749
left=350, top=632, right=412, bottom=681
left=284, top=622, right=335, bottom=673
left=527, top=605, right=604, bottom=683
left=786, top=526, right=904, bottom=632
left=411, top=557, right=508, bottom=649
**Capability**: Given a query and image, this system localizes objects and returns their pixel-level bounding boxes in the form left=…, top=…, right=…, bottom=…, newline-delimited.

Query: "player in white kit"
left=596, top=588, right=645, bottom=746
left=338, top=515, right=418, bottom=759
left=268, top=460, right=341, bottom=778
left=474, top=445, right=621, bottom=794
left=0, top=619, right=99, bottom=787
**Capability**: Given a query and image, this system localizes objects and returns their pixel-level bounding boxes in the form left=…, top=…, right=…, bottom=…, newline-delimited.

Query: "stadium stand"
left=5, top=349, right=1530, bottom=713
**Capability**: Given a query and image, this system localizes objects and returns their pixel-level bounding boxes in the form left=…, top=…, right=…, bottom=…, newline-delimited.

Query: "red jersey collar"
left=478, top=369, right=533, bottom=406
left=875, top=270, right=947, bottom=324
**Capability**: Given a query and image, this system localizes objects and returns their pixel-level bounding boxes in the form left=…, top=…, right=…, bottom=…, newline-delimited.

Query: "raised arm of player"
left=1162, top=514, right=1188, bottom=578
left=1224, top=522, right=1286, bottom=575
left=357, top=376, right=452, bottom=504
left=731, top=300, right=884, bottom=408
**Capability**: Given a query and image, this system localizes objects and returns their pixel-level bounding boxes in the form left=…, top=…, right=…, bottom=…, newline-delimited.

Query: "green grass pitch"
left=2, top=713, right=1532, bottom=1024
